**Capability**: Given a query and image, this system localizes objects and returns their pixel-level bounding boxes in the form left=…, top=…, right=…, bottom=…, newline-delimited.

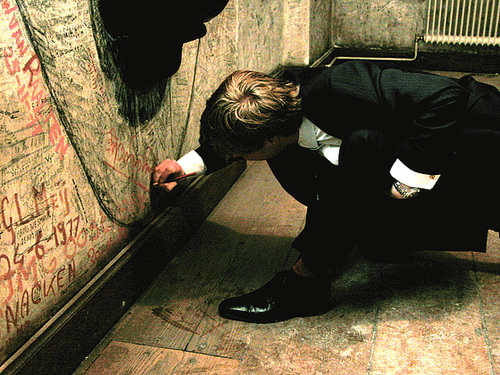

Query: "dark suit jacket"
left=198, top=61, right=498, bottom=173
left=195, top=61, right=500, bottom=254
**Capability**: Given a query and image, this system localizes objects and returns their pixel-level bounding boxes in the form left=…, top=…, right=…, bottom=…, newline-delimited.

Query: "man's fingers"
left=159, top=168, right=175, bottom=184
left=153, top=159, right=171, bottom=183
left=158, top=181, right=178, bottom=192
left=153, top=159, right=183, bottom=185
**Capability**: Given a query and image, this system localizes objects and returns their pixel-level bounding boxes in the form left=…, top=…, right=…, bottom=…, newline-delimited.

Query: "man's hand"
left=388, top=184, right=406, bottom=199
left=153, top=159, right=185, bottom=192
left=387, top=181, right=421, bottom=200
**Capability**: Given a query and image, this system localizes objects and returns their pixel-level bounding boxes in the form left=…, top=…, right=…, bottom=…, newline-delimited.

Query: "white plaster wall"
left=332, top=0, right=426, bottom=49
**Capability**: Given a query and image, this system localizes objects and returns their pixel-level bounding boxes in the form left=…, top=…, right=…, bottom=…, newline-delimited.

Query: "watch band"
left=393, top=181, right=421, bottom=199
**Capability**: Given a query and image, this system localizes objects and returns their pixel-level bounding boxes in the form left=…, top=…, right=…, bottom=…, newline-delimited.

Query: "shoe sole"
left=218, top=305, right=332, bottom=324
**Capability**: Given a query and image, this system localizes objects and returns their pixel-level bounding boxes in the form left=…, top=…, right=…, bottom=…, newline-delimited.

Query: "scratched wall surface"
left=332, top=0, right=425, bottom=49
left=0, top=0, right=331, bottom=365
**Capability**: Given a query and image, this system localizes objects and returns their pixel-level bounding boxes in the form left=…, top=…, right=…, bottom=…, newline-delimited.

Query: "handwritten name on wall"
left=2, top=0, right=68, bottom=159
left=0, top=1, right=134, bottom=363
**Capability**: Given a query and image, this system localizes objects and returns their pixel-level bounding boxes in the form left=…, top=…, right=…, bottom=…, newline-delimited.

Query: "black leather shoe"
left=218, top=270, right=332, bottom=323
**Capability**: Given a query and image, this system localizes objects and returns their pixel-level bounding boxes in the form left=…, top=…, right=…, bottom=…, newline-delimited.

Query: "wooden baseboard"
left=0, top=161, right=246, bottom=375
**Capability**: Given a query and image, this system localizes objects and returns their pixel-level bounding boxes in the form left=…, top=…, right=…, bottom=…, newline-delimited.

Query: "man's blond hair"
left=200, top=70, right=302, bottom=157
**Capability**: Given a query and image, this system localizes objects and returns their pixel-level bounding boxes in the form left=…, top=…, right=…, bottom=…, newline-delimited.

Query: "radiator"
left=425, top=0, right=500, bottom=46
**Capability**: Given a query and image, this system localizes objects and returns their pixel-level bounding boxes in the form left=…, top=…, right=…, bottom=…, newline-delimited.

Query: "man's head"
left=200, top=70, right=302, bottom=159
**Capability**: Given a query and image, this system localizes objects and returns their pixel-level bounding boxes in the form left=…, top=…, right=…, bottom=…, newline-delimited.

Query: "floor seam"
left=472, top=252, right=497, bottom=375
left=366, top=305, right=381, bottom=375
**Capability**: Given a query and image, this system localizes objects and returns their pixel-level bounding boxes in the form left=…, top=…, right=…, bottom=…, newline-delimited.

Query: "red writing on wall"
left=86, top=47, right=105, bottom=96
left=0, top=182, right=75, bottom=303
left=3, top=259, right=76, bottom=334
left=0, top=180, right=129, bottom=338
left=2, top=0, right=69, bottom=159
left=105, top=127, right=154, bottom=192
left=1, top=182, right=70, bottom=246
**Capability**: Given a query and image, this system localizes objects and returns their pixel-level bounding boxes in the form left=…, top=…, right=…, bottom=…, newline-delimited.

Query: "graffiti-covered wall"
left=0, top=0, right=331, bottom=365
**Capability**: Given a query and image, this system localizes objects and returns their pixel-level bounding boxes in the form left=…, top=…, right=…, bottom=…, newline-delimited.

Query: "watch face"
left=406, top=189, right=420, bottom=198
left=394, top=182, right=420, bottom=199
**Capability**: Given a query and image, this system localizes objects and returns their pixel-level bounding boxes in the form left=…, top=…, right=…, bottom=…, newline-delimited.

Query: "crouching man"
left=153, top=61, right=500, bottom=323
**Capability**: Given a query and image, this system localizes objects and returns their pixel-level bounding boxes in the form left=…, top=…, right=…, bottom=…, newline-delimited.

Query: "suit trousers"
left=267, top=123, right=500, bottom=276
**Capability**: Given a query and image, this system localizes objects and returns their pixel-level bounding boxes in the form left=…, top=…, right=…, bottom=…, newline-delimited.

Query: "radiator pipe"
left=310, top=37, right=423, bottom=68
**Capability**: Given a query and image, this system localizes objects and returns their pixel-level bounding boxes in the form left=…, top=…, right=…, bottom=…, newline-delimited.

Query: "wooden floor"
left=75, top=160, right=500, bottom=375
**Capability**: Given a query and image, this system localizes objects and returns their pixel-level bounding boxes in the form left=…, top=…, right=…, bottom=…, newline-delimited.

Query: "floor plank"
left=93, top=162, right=307, bottom=358
left=84, top=341, right=239, bottom=375
left=472, top=232, right=500, bottom=374
left=364, top=252, right=491, bottom=374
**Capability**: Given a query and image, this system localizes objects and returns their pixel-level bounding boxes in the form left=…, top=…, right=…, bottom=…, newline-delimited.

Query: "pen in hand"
left=152, top=172, right=197, bottom=187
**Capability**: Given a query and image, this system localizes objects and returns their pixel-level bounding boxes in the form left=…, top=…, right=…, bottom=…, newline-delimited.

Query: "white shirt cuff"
left=177, top=150, right=207, bottom=175
left=390, top=159, right=440, bottom=190
left=318, top=145, right=341, bottom=166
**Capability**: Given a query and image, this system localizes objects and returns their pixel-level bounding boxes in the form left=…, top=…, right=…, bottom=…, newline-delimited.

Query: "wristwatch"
left=393, top=181, right=421, bottom=199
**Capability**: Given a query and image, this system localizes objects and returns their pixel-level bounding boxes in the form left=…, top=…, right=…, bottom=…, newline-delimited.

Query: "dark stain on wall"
left=92, top=0, right=229, bottom=125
